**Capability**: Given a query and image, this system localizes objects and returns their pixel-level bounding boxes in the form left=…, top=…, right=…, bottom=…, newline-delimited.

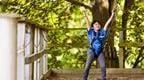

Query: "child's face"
left=93, top=22, right=101, bottom=31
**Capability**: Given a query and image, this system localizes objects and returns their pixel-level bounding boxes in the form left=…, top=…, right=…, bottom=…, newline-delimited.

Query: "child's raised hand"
left=112, top=5, right=116, bottom=13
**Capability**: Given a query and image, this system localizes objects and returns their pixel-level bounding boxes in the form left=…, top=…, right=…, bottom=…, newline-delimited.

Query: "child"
left=83, top=11, right=114, bottom=80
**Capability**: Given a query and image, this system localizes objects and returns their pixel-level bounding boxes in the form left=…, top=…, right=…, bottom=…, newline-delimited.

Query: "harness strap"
left=90, top=32, right=97, bottom=47
left=90, top=32, right=98, bottom=57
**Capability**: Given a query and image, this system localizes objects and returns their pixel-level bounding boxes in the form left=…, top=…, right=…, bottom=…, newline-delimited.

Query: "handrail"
left=25, top=48, right=48, bottom=64
left=17, top=18, right=48, bottom=80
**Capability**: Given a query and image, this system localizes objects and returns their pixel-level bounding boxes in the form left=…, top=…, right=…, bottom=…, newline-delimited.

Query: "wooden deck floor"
left=45, top=68, right=144, bottom=80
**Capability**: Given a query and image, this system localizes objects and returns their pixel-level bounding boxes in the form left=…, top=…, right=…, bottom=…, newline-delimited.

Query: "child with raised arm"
left=83, top=11, right=114, bottom=80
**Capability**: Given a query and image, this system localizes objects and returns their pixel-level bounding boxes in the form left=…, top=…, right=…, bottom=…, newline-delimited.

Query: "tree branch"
left=133, top=47, right=144, bottom=68
left=65, top=0, right=92, bottom=10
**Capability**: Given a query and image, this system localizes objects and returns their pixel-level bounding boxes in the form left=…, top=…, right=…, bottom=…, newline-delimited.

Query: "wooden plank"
left=37, top=28, right=41, bottom=80
left=119, top=42, right=144, bottom=48
left=39, top=30, right=44, bottom=79
left=41, top=69, right=52, bottom=80
left=46, top=68, right=144, bottom=80
left=47, top=28, right=86, bottom=30
left=25, top=25, right=33, bottom=80
left=0, top=13, right=20, bottom=18
left=52, top=68, right=144, bottom=74
left=119, top=31, right=124, bottom=68
left=33, top=27, right=38, bottom=80
left=25, top=49, right=48, bottom=64
left=43, top=31, right=48, bottom=74
left=17, top=22, right=25, bottom=80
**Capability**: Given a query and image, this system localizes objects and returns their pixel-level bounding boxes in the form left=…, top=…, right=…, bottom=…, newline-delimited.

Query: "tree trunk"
left=119, top=0, right=134, bottom=68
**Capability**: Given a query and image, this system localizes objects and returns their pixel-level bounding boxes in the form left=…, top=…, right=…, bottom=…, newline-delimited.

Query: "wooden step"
left=46, top=68, right=144, bottom=80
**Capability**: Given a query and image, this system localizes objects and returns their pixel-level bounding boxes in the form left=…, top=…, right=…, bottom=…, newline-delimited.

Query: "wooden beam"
left=47, top=28, right=86, bottom=30
left=33, top=27, right=39, bottom=80
left=39, top=29, right=43, bottom=80
left=25, top=25, right=34, bottom=80
left=119, top=42, right=144, bottom=48
left=40, top=69, right=53, bottom=80
left=17, top=21, right=26, bottom=80
left=25, top=49, right=48, bottom=64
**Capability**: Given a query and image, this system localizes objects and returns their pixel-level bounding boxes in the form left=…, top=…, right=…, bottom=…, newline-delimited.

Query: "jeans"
left=83, top=49, right=106, bottom=80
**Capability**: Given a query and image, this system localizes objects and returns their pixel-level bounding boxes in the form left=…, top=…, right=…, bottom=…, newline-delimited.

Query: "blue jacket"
left=87, top=28, right=107, bottom=55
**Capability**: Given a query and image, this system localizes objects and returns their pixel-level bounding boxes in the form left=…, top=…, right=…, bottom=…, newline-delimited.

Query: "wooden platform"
left=45, top=68, right=144, bottom=80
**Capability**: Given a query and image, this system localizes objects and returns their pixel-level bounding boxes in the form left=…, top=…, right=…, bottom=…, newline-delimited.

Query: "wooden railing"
left=0, top=13, right=48, bottom=80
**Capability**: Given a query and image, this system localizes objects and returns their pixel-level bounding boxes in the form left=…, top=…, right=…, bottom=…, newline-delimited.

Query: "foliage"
left=0, top=0, right=144, bottom=68
left=116, top=0, right=144, bottom=68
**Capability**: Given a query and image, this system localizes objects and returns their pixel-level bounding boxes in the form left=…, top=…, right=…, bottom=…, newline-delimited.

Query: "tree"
left=119, top=0, right=134, bottom=68
left=118, top=0, right=144, bottom=68
left=1, top=0, right=144, bottom=68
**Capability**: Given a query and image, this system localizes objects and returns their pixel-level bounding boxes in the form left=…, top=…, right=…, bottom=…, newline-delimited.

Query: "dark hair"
left=90, top=20, right=101, bottom=27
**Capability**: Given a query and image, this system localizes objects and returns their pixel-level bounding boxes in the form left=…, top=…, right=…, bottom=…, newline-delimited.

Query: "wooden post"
left=0, top=14, right=19, bottom=80
left=37, top=28, right=41, bottom=80
left=39, top=29, right=43, bottom=79
left=119, top=31, right=124, bottom=68
left=17, top=21, right=26, bottom=80
left=42, top=30, right=46, bottom=75
left=34, top=27, right=38, bottom=80
left=43, top=31, right=48, bottom=73
left=25, top=25, right=33, bottom=80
